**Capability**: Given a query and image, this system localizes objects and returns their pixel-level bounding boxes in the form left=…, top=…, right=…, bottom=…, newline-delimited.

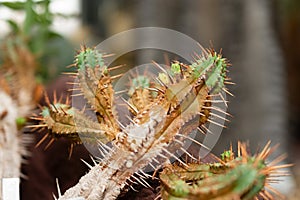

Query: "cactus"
left=31, top=46, right=289, bottom=200
left=31, top=45, right=229, bottom=199
left=159, top=142, right=290, bottom=200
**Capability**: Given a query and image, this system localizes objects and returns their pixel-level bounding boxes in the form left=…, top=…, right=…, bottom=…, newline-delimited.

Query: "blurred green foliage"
left=0, top=0, right=74, bottom=82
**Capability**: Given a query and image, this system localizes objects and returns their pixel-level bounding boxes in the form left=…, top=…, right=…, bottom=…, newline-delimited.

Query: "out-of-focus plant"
left=1, top=0, right=57, bottom=54
left=0, top=1, right=75, bottom=198
left=0, top=0, right=74, bottom=81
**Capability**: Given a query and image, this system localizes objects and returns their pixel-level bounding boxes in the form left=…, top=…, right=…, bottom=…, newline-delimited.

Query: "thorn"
left=129, top=185, right=139, bottom=192
left=60, top=107, right=68, bottom=115
left=125, top=115, right=136, bottom=125
left=176, top=134, right=210, bottom=151
left=71, top=93, right=84, bottom=97
left=62, top=72, right=78, bottom=75
left=180, top=147, right=198, bottom=161
left=135, top=171, right=147, bottom=179
left=162, top=149, right=188, bottom=168
left=108, top=64, right=125, bottom=71
left=27, top=124, right=47, bottom=128
left=120, top=97, right=138, bottom=114
left=200, top=125, right=213, bottom=134
left=97, top=142, right=109, bottom=156
left=44, top=138, right=55, bottom=150
left=197, top=43, right=209, bottom=57
left=138, top=170, right=153, bottom=179
left=127, top=177, right=138, bottom=185
left=154, top=194, right=162, bottom=200
left=191, top=53, right=200, bottom=62
left=90, top=155, right=97, bottom=165
left=207, top=94, right=221, bottom=97
left=66, top=82, right=80, bottom=85
left=197, top=127, right=206, bottom=135
left=68, top=88, right=82, bottom=92
left=202, top=99, right=228, bottom=104
left=151, top=161, right=164, bottom=178
left=203, top=106, right=232, bottom=117
left=155, top=77, right=167, bottom=87
left=66, top=63, right=76, bottom=68
left=111, top=73, right=123, bottom=80
left=115, top=89, right=129, bottom=95
left=222, top=87, right=234, bottom=97
left=53, top=91, right=57, bottom=104
left=257, top=141, right=272, bottom=161
left=44, top=92, right=51, bottom=106
left=146, top=87, right=165, bottom=94
left=56, top=179, right=61, bottom=197
left=152, top=157, right=160, bottom=165
left=158, top=152, right=169, bottom=160
left=117, top=120, right=126, bottom=130
left=163, top=52, right=171, bottom=67
left=152, top=60, right=174, bottom=83
left=98, top=140, right=112, bottom=151
left=102, top=53, right=115, bottom=58
left=81, top=159, right=93, bottom=169
left=51, top=104, right=59, bottom=112
left=58, top=94, right=63, bottom=103
left=210, top=112, right=230, bottom=122
left=131, top=175, right=151, bottom=188
left=174, top=139, right=184, bottom=146
left=65, top=96, right=70, bottom=105
left=219, top=92, right=228, bottom=107
left=68, top=143, right=74, bottom=159
left=224, top=81, right=235, bottom=85
left=52, top=194, right=57, bottom=200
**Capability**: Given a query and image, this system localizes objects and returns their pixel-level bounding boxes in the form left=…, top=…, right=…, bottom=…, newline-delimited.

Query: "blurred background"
left=0, top=0, right=300, bottom=199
